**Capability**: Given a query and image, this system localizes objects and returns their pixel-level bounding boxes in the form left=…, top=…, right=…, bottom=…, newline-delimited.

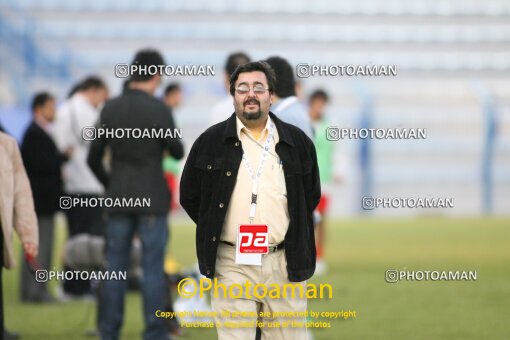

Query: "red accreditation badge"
left=238, top=224, right=269, bottom=254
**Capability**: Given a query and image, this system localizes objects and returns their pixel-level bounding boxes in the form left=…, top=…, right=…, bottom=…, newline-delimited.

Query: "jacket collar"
left=223, top=112, right=295, bottom=147
left=123, top=88, right=152, bottom=98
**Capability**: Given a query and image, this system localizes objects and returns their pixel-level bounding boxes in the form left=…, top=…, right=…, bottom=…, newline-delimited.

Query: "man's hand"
left=63, top=146, right=74, bottom=159
left=23, top=242, right=38, bottom=259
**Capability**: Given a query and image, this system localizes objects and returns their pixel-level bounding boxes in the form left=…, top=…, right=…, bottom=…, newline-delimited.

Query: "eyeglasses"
left=235, top=84, right=269, bottom=95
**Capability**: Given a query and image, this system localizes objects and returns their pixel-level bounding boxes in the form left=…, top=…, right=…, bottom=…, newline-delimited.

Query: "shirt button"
left=226, top=171, right=231, bottom=176
left=235, top=141, right=240, bottom=147
left=207, top=165, right=212, bottom=170
left=212, top=236, right=216, bottom=242
left=206, top=270, right=211, bottom=275
left=219, top=203, right=224, bottom=208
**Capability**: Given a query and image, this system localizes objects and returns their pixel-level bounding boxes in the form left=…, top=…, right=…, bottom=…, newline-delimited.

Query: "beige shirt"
left=220, top=117, right=290, bottom=245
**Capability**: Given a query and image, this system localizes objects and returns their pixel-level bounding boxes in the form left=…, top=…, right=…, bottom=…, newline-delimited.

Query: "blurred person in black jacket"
left=88, top=49, right=183, bottom=340
left=20, top=92, right=71, bottom=303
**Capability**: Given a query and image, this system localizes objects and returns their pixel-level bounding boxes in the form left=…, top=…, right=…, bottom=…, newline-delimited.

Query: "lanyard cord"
left=241, top=120, right=275, bottom=224
left=243, top=132, right=279, bottom=159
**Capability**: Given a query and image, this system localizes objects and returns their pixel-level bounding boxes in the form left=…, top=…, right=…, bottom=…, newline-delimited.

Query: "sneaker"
left=315, top=259, right=328, bottom=276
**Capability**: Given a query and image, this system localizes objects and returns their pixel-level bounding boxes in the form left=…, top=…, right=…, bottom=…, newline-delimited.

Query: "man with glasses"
left=180, top=61, right=320, bottom=340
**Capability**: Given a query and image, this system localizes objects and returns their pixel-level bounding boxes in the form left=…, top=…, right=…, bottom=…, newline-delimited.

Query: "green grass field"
left=4, top=217, right=510, bottom=340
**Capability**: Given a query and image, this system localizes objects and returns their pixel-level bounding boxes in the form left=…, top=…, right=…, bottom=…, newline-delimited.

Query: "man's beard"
left=242, top=109, right=262, bottom=120
left=241, top=97, right=263, bottom=120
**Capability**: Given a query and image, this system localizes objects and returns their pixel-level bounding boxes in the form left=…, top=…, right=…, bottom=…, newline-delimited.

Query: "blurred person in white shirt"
left=52, top=76, right=108, bottom=297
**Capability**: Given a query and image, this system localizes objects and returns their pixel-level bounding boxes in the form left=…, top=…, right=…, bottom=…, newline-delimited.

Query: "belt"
left=219, top=240, right=285, bottom=253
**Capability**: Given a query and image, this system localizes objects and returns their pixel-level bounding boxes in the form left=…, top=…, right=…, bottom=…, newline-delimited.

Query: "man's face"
left=41, top=99, right=56, bottom=122
left=233, top=71, right=272, bottom=122
left=164, top=90, right=183, bottom=109
left=309, top=98, right=327, bottom=121
left=91, top=87, right=109, bottom=108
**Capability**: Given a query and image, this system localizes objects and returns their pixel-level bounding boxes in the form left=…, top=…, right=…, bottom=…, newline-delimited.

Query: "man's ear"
left=151, top=74, right=162, bottom=91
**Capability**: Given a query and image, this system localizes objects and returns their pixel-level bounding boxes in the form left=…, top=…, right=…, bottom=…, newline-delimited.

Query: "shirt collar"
left=223, top=112, right=294, bottom=147
left=235, top=116, right=271, bottom=141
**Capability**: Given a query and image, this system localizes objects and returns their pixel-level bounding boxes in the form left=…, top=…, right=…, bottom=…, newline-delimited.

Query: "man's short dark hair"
left=31, top=92, right=54, bottom=112
left=225, top=52, right=251, bottom=77
left=80, top=76, right=106, bottom=91
left=68, top=76, right=106, bottom=98
left=265, top=56, right=296, bottom=98
left=309, top=89, right=329, bottom=103
left=164, top=82, right=181, bottom=96
left=229, top=61, right=276, bottom=96
left=68, top=81, right=82, bottom=98
left=130, top=49, right=165, bottom=82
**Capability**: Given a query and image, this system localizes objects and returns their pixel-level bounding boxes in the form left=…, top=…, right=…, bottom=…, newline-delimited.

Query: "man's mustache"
left=244, top=98, right=260, bottom=106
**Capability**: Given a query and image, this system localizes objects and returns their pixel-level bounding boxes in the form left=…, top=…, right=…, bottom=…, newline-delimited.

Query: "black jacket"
left=21, top=121, right=66, bottom=215
left=88, top=88, right=184, bottom=214
left=180, top=113, right=321, bottom=282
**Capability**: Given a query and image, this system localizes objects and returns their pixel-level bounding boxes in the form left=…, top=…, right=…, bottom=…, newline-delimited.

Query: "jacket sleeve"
left=87, top=112, right=109, bottom=187
left=11, top=138, right=38, bottom=246
left=309, top=139, right=321, bottom=210
left=21, top=130, right=63, bottom=176
left=53, top=105, right=72, bottom=152
left=179, top=136, right=202, bottom=224
left=162, top=107, right=184, bottom=160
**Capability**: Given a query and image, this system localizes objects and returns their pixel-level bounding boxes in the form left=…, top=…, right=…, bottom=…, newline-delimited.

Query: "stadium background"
left=1, top=0, right=509, bottom=339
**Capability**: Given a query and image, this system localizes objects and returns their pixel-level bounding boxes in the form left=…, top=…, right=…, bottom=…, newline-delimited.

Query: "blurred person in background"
left=0, top=131, right=39, bottom=340
left=210, top=51, right=251, bottom=125
left=163, top=83, right=182, bottom=110
left=20, top=92, right=71, bottom=303
left=265, top=56, right=314, bottom=139
left=162, top=82, right=183, bottom=211
left=53, top=76, right=109, bottom=298
left=88, top=49, right=184, bottom=340
left=308, top=89, right=336, bottom=275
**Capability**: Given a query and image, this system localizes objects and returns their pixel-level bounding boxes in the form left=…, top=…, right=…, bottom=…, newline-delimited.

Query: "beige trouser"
left=211, top=242, right=308, bottom=340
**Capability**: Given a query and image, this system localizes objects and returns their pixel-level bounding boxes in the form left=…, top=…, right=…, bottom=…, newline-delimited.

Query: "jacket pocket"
left=194, top=156, right=224, bottom=216
left=195, top=156, right=224, bottom=188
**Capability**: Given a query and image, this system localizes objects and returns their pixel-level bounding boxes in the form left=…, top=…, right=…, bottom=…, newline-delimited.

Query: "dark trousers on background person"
left=164, top=275, right=179, bottom=335
left=65, top=194, right=105, bottom=237
left=20, top=215, right=54, bottom=302
left=99, top=214, right=169, bottom=340
left=63, top=194, right=105, bottom=296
